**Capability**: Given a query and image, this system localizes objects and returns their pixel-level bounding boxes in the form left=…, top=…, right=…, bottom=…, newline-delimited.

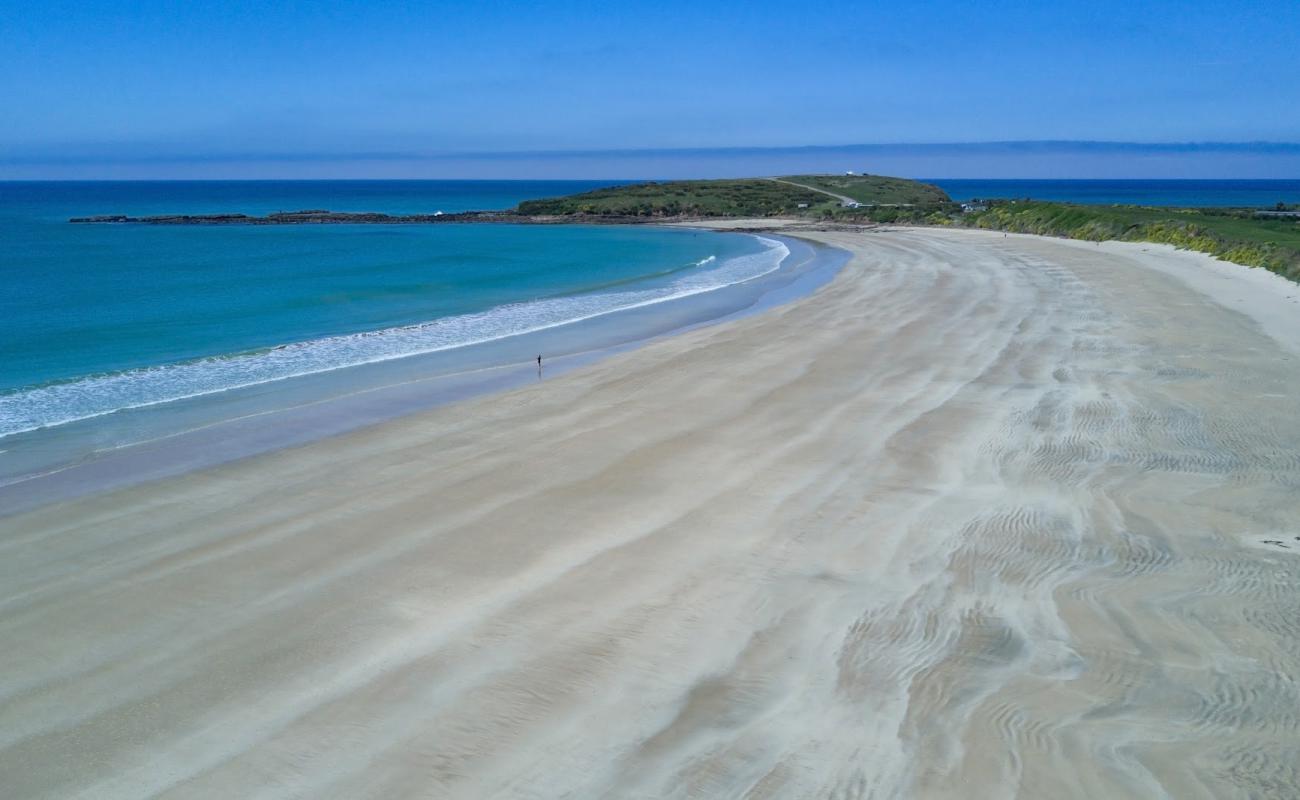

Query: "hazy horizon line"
left=6, top=140, right=1299, bottom=181
left=5, top=140, right=1300, bottom=167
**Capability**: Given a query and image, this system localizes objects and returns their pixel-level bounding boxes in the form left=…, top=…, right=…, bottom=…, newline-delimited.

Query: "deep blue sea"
left=930, top=179, right=1300, bottom=207
left=0, top=181, right=783, bottom=438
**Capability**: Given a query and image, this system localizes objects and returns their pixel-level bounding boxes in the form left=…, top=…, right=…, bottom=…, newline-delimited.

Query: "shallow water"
left=0, top=233, right=845, bottom=514
left=1, top=230, right=1297, bottom=798
left=0, top=181, right=779, bottom=434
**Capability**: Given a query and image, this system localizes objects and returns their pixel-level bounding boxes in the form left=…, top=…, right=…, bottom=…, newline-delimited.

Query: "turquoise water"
left=9, top=177, right=1284, bottom=441
left=0, top=181, right=780, bottom=438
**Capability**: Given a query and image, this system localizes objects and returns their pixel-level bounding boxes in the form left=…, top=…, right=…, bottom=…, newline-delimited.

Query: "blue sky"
left=3, top=0, right=1298, bottom=178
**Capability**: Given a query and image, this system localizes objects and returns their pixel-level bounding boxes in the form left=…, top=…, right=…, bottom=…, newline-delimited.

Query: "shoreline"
left=0, top=232, right=848, bottom=516
left=911, top=225, right=1300, bottom=353
left=2, top=226, right=1298, bottom=796
left=8, top=220, right=1294, bottom=514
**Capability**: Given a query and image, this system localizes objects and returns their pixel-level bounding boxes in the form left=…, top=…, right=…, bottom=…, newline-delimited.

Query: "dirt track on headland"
left=2, top=227, right=1298, bottom=798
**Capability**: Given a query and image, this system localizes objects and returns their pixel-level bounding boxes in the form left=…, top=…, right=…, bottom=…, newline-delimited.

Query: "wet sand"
left=2, top=227, right=1298, bottom=798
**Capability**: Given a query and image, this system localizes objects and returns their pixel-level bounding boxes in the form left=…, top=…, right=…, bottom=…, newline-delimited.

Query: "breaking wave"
left=0, top=238, right=787, bottom=438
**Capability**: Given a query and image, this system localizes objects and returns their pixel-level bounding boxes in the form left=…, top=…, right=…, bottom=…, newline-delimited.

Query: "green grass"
left=814, top=199, right=1300, bottom=283
left=515, top=179, right=837, bottom=217
left=953, top=202, right=1300, bottom=282
left=518, top=178, right=1300, bottom=284
left=514, top=174, right=948, bottom=218
left=779, top=174, right=951, bottom=205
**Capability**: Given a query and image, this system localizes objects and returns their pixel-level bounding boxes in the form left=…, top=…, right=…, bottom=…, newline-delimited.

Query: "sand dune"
left=2, top=228, right=1299, bottom=798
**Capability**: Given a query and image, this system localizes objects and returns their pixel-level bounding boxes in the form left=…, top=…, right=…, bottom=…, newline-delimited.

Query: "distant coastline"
left=70, top=210, right=523, bottom=225
left=68, top=209, right=710, bottom=226
left=68, top=175, right=949, bottom=225
left=66, top=174, right=1300, bottom=283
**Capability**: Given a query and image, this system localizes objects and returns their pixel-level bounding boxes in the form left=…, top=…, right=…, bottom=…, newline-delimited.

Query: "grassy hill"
left=516, top=179, right=832, bottom=217
left=515, top=174, right=951, bottom=218
left=780, top=174, right=950, bottom=205
left=829, top=200, right=1300, bottom=282
left=515, top=177, right=1299, bottom=283
left=955, top=202, right=1300, bottom=282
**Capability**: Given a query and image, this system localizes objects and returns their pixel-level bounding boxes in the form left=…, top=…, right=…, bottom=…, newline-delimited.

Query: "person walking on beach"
left=537, top=354, right=543, bottom=377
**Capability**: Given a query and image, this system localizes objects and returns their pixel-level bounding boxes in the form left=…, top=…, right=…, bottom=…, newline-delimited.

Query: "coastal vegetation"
left=781, top=174, right=949, bottom=206
left=818, top=198, right=1300, bottom=283
left=515, top=175, right=950, bottom=217
left=516, top=179, right=833, bottom=217
left=942, top=202, right=1300, bottom=282
left=69, top=175, right=1299, bottom=283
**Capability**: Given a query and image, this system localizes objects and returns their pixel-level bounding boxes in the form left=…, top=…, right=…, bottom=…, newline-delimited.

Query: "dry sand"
left=2, top=227, right=1299, bottom=799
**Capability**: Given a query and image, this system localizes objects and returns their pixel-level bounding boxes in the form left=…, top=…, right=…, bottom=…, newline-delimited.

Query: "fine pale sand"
left=2, top=228, right=1299, bottom=799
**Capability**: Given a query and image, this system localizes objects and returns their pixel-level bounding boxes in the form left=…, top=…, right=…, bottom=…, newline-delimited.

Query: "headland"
left=70, top=173, right=1300, bottom=281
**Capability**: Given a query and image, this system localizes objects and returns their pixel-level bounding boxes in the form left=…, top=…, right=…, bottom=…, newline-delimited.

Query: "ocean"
left=5, top=178, right=1295, bottom=432
left=3, top=177, right=1293, bottom=498
left=930, top=179, right=1300, bottom=207
left=0, top=181, right=850, bottom=509
left=0, top=181, right=787, bottom=438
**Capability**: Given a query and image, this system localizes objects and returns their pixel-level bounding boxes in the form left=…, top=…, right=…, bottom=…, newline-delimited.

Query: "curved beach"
left=0, top=232, right=843, bottom=513
left=2, top=227, right=1299, bottom=797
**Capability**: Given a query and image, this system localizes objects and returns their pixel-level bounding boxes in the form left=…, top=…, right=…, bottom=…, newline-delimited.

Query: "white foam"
left=0, top=237, right=788, bottom=439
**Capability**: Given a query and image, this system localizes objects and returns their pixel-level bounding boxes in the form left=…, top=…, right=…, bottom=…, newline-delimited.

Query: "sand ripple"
left=1, top=228, right=1298, bottom=798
